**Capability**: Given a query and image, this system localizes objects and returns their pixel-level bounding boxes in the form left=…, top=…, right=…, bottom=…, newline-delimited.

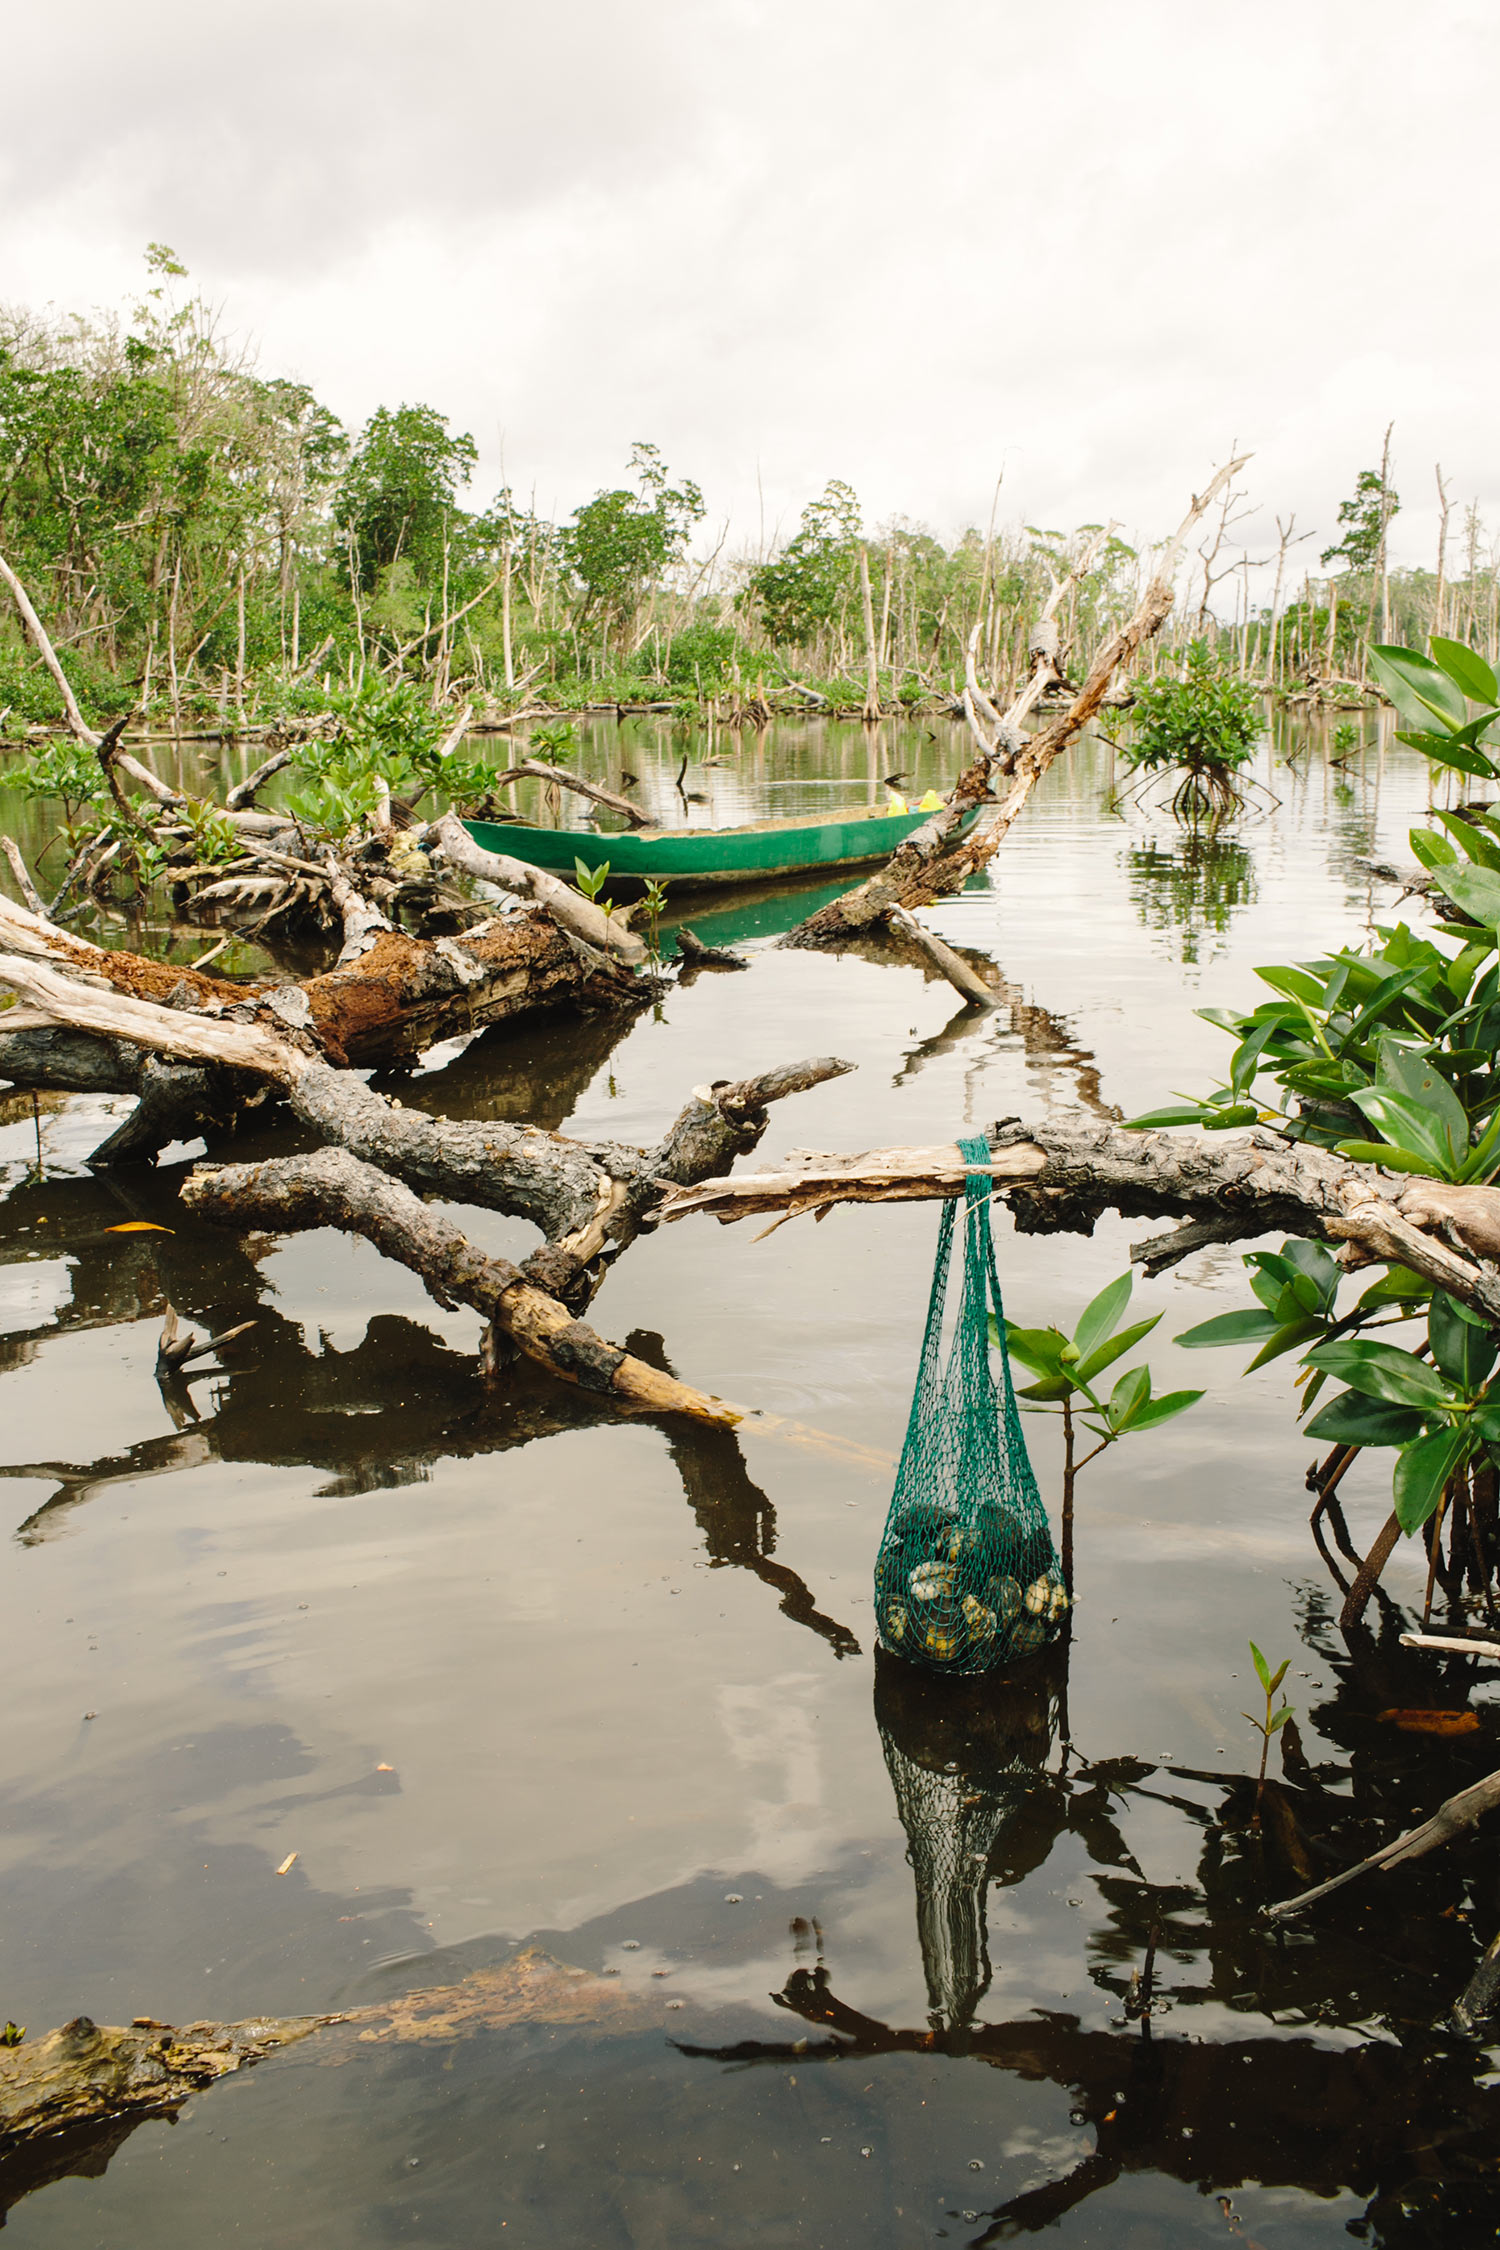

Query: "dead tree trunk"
left=785, top=462, right=1249, bottom=947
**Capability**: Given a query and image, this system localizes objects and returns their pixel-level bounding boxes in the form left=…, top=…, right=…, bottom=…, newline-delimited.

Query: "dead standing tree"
left=782, top=459, right=1250, bottom=955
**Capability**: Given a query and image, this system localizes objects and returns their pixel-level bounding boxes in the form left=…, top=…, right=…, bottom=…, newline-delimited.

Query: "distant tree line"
left=0, top=255, right=1494, bottom=734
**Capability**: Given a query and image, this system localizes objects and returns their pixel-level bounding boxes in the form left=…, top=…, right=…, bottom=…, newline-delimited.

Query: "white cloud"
left=4, top=0, right=1497, bottom=578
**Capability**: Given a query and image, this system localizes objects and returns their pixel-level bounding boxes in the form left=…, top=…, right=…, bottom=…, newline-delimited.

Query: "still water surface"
left=1, top=713, right=1496, bottom=2245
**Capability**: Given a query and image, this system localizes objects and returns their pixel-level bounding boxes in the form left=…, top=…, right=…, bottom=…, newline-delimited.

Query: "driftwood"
left=1266, top=1766, right=1500, bottom=1920
left=785, top=459, right=1249, bottom=946
left=674, top=926, right=747, bottom=970
left=0, top=1948, right=657, bottom=2171
left=482, top=759, right=650, bottom=827
left=657, top=1115, right=1500, bottom=1326
left=887, top=905, right=996, bottom=1008
left=0, top=890, right=644, bottom=1097
left=433, top=810, right=646, bottom=961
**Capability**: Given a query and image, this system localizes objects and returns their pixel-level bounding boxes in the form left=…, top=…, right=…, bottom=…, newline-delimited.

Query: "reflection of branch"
left=639, top=1333, right=861, bottom=1658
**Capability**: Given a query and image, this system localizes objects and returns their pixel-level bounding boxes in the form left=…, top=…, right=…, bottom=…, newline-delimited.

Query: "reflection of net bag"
left=875, top=1135, right=1065, bottom=1674
left=875, top=1650, right=1058, bottom=2027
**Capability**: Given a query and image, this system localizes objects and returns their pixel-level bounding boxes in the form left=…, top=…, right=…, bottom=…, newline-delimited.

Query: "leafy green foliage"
left=1120, top=644, right=1263, bottom=824
left=0, top=2022, right=23, bottom=2047
left=1127, top=916, right=1500, bottom=1174
left=572, top=858, right=611, bottom=905
left=334, top=403, right=476, bottom=594
left=1245, top=1641, right=1294, bottom=1818
left=1125, top=646, right=1263, bottom=778
left=287, top=679, right=497, bottom=837
left=8, top=736, right=109, bottom=823
left=999, top=1270, right=1202, bottom=1447
left=562, top=444, right=703, bottom=630
left=1322, top=465, right=1399, bottom=572
left=741, top=481, right=862, bottom=645
left=1180, top=1252, right=1497, bottom=1536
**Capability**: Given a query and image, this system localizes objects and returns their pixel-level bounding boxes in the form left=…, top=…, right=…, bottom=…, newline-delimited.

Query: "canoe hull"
left=460, top=806, right=968, bottom=892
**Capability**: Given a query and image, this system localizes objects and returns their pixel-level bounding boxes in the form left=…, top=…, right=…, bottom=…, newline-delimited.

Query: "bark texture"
left=180, top=1146, right=743, bottom=1424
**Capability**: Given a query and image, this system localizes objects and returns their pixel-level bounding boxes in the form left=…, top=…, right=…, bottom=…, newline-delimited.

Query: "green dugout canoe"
left=460, top=802, right=975, bottom=893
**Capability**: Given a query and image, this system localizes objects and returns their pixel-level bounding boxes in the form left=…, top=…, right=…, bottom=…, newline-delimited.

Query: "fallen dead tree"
left=657, top=1115, right=1500, bottom=1323
left=785, top=458, right=1250, bottom=952
left=0, top=895, right=854, bottom=1420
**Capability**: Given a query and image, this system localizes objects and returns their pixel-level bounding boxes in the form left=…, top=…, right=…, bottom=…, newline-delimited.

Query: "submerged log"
left=0, top=1949, right=657, bottom=2178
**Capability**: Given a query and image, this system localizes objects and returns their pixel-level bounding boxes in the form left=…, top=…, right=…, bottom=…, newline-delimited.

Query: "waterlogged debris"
left=1378, top=1708, right=1480, bottom=1736
left=0, top=1950, right=666, bottom=2165
left=275, top=1853, right=298, bottom=1876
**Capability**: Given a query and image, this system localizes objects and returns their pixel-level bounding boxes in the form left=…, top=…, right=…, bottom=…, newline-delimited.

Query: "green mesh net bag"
left=874, top=1134, right=1067, bottom=1674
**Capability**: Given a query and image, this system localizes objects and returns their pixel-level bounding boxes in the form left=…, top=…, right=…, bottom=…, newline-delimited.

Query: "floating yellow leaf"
left=103, top=1222, right=174, bottom=1234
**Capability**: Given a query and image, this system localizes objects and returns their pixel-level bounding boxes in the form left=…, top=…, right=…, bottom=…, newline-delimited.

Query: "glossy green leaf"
left=1349, top=1089, right=1463, bottom=1176
left=1250, top=1640, right=1271, bottom=1692
left=1108, top=1365, right=1151, bottom=1427
left=1074, top=1314, right=1162, bottom=1387
left=1396, top=731, right=1499, bottom=780
left=1430, top=636, right=1500, bottom=707
left=1245, top=1315, right=1328, bottom=1371
left=1303, top=1390, right=1426, bottom=1448
left=1304, top=1337, right=1454, bottom=1406
left=999, top=1323, right=1068, bottom=1376
left=1074, top=1273, right=1133, bottom=1365
left=1124, top=1104, right=1216, bottom=1130
left=1394, top=1425, right=1473, bottom=1534
left=1016, top=1375, right=1074, bottom=1401
left=1410, top=825, right=1459, bottom=871
left=1175, top=1308, right=1282, bottom=1349
left=1121, top=1387, right=1203, bottom=1432
left=1355, top=1264, right=1432, bottom=1310
left=1432, top=861, right=1500, bottom=929
left=1254, top=964, right=1327, bottom=1007
left=1427, top=1291, right=1498, bottom=1390
left=1435, top=809, right=1500, bottom=872
left=1370, top=644, right=1469, bottom=730
left=1334, top=1139, right=1458, bottom=1177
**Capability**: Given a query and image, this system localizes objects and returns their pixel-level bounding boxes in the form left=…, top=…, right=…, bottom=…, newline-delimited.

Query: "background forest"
left=3, top=253, right=1494, bottom=743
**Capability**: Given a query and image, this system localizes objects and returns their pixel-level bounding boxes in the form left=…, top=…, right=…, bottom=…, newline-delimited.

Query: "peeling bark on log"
left=181, top=1146, right=743, bottom=1424
left=1, top=889, right=648, bottom=1092
left=658, top=1115, right=1500, bottom=1326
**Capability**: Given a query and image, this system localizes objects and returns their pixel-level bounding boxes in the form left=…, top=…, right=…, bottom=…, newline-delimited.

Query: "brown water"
left=1, top=712, right=1497, bottom=2246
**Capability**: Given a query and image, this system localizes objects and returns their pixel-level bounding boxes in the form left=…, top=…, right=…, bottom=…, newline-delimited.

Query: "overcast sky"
left=3, top=0, right=1494, bottom=588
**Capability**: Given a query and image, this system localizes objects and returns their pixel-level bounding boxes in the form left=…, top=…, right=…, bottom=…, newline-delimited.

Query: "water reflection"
left=1125, top=833, right=1258, bottom=965
left=680, top=1605, right=1500, bottom=2242
left=875, top=1649, right=1063, bottom=2030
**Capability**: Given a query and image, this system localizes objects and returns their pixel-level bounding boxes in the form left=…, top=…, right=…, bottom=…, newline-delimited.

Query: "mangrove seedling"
left=573, top=857, right=612, bottom=906
left=640, top=876, right=670, bottom=963
left=1245, top=1641, right=1293, bottom=1828
left=999, top=1271, right=1202, bottom=1591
